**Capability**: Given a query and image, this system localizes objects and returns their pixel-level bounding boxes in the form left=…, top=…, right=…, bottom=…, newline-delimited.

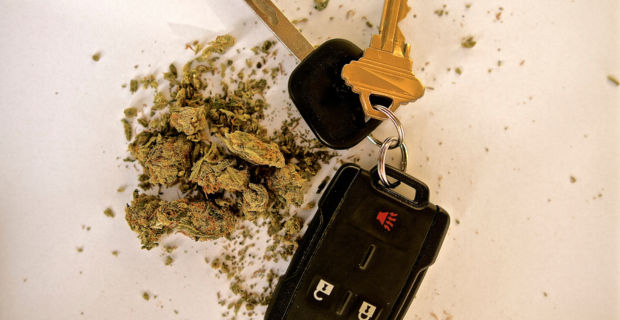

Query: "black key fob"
left=265, top=163, right=450, bottom=320
left=288, top=39, right=391, bottom=150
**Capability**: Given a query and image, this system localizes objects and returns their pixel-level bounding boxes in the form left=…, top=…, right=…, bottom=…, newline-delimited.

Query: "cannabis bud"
left=222, top=131, right=285, bottom=168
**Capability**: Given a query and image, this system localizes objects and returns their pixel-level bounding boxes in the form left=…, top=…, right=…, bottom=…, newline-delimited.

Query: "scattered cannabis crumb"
left=455, top=67, right=462, bottom=75
left=129, top=79, right=138, bottom=94
left=112, top=251, right=119, bottom=257
left=92, top=53, right=101, bottom=62
left=143, top=292, right=150, bottom=301
left=366, top=21, right=374, bottom=28
left=121, top=119, right=132, bottom=141
left=164, top=245, right=177, bottom=254
left=291, top=18, right=308, bottom=25
left=314, top=0, right=329, bottom=11
left=117, top=187, right=126, bottom=193
left=76, top=247, right=83, bottom=252
left=570, top=176, right=577, bottom=183
left=165, top=256, right=174, bottom=266
left=104, top=208, right=115, bottom=218
left=608, top=75, right=619, bottom=86
left=461, top=37, right=477, bottom=48
left=124, top=107, right=138, bottom=118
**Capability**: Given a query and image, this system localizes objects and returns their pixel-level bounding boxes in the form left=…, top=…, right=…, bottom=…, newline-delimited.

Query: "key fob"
left=265, top=163, right=450, bottom=320
left=288, top=39, right=391, bottom=150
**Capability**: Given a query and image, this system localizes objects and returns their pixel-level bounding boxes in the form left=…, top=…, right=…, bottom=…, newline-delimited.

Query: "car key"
left=244, top=0, right=391, bottom=149
left=342, top=0, right=425, bottom=120
left=265, top=163, right=450, bottom=320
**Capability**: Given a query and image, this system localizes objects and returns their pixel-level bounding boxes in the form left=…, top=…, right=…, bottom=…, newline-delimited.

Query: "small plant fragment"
left=104, top=208, right=115, bottom=218
left=92, top=53, right=101, bottom=61
left=129, top=80, right=138, bottom=94
left=314, top=0, right=329, bottom=11
left=196, top=35, right=235, bottom=63
left=76, top=247, right=83, bottom=252
left=117, top=186, right=126, bottom=192
left=112, top=251, right=119, bottom=257
left=291, top=18, right=308, bottom=25
left=143, top=292, right=150, bottom=301
left=608, top=75, right=619, bottom=86
left=461, top=37, right=477, bottom=48
left=124, top=107, right=138, bottom=118
left=366, top=21, right=374, bottom=28
left=455, top=67, right=462, bottom=75
left=165, top=256, right=174, bottom=266
left=570, top=176, right=577, bottom=183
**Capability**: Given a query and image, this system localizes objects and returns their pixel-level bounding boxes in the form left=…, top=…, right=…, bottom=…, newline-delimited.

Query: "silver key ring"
left=377, top=136, right=409, bottom=188
left=367, top=105, right=405, bottom=150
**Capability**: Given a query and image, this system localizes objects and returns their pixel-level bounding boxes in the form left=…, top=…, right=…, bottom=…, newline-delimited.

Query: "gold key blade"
left=341, top=0, right=425, bottom=120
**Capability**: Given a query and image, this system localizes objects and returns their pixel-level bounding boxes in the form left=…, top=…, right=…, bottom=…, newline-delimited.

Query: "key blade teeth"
left=243, top=0, right=314, bottom=62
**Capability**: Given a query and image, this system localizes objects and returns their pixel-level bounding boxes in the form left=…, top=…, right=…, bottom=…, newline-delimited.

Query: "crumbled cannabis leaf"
left=461, top=37, right=477, bottom=48
left=197, top=35, right=235, bottom=63
left=314, top=0, right=329, bottom=11
left=165, top=256, right=174, bottom=266
left=143, top=292, right=150, bottom=301
left=92, top=53, right=101, bottom=61
left=120, top=34, right=338, bottom=314
left=104, top=208, right=115, bottom=218
left=124, top=107, right=138, bottom=118
left=455, top=67, right=462, bottom=75
left=112, top=251, right=119, bottom=257
left=129, top=80, right=138, bottom=94
left=292, top=18, right=308, bottom=25
left=608, top=75, right=619, bottom=86
left=121, top=119, right=132, bottom=141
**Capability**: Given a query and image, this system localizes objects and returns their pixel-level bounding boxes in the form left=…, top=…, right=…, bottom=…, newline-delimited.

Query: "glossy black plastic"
left=288, top=39, right=391, bottom=150
left=264, top=164, right=450, bottom=320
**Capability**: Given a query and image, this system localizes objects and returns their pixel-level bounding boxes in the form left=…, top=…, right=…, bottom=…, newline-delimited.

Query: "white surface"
left=1, top=0, right=619, bottom=319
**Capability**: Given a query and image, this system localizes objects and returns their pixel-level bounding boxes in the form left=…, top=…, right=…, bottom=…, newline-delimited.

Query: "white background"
left=0, top=0, right=618, bottom=319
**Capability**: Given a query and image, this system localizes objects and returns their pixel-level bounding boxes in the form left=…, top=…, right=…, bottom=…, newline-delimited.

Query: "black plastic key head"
left=289, top=39, right=391, bottom=150
left=265, top=164, right=450, bottom=320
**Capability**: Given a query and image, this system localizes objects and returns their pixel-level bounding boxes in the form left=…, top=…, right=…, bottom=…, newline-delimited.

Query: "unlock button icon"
left=358, top=301, right=377, bottom=320
left=313, top=279, right=334, bottom=301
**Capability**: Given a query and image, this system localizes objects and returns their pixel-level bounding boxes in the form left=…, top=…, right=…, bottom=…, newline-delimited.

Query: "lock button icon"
left=358, top=301, right=377, bottom=320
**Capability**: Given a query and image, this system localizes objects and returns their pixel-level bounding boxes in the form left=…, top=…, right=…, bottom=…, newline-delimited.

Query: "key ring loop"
left=377, top=136, right=409, bottom=188
left=366, top=105, right=404, bottom=150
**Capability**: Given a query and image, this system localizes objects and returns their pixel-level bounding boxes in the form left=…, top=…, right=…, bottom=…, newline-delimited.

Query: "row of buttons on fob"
left=308, top=277, right=380, bottom=320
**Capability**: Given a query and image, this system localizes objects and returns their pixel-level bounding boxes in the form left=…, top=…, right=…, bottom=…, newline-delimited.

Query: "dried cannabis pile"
left=120, top=35, right=335, bottom=316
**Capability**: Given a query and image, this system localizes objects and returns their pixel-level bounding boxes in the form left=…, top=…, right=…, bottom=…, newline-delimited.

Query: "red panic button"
left=376, top=212, right=397, bottom=231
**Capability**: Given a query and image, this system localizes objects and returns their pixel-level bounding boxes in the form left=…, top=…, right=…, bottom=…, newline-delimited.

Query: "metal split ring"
left=377, top=136, right=409, bottom=188
left=367, top=105, right=405, bottom=150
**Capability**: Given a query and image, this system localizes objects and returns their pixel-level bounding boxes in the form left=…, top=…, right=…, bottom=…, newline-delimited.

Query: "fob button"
left=305, top=276, right=339, bottom=309
left=313, top=279, right=334, bottom=301
left=349, top=299, right=381, bottom=320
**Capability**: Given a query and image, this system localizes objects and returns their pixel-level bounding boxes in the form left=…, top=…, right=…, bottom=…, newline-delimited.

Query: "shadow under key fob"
left=265, top=163, right=450, bottom=320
